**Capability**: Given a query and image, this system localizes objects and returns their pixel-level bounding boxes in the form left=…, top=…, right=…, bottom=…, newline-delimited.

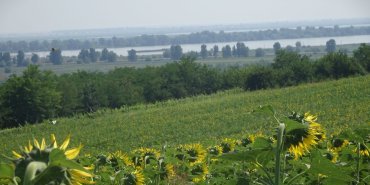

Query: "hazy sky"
left=1, top=0, right=369, bottom=34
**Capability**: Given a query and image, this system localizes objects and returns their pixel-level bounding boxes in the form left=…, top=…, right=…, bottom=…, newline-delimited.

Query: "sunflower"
left=160, top=163, right=175, bottom=180
left=11, top=134, right=94, bottom=185
left=241, top=132, right=265, bottom=146
left=180, top=144, right=207, bottom=166
left=208, top=145, right=223, bottom=156
left=191, top=163, right=209, bottom=183
left=220, top=138, right=236, bottom=153
left=108, top=150, right=134, bottom=169
left=132, top=147, right=161, bottom=167
left=123, top=169, right=145, bottom=185
left=285, top=112, right=326, bottom=160
left=353, top=143, right=369, bottom=157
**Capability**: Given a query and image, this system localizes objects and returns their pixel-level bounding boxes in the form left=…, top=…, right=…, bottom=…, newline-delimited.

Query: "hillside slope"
left=0, top=76, right=369, bottom=156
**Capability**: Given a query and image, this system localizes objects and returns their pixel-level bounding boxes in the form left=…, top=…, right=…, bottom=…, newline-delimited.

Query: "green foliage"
left=353, top=43, right=370, bottom=72
left=0, top=65, right=60, bottom=128
left=315, top=51, right=365, bottom=79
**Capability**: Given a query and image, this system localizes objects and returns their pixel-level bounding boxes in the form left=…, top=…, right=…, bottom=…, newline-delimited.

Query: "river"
left=23, top=35, right=370, bottom=57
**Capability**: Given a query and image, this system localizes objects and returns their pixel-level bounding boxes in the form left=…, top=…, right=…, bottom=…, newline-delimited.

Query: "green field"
left=0, top=75, right=369, bottom=158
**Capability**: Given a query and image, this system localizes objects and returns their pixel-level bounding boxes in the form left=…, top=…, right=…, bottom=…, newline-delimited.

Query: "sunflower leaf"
left=283, top=118, right=306, bottom=133
left=0, top=163, right=15, bottom=179
left=221, top=149, right=274, bottom=166
left=49, top=149, right=89, bottom=173
left=251, top=138, right=273, bottom=150
left=253, top=105, right=276, bottom=116
left=308, top=150, right=352, bottom=184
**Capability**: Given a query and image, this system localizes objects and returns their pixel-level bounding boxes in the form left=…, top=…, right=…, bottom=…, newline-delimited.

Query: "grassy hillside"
left=0, top=75, right=369, bottom=157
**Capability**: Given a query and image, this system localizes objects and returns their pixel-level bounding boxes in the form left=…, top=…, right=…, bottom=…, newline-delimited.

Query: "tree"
left=16, top=50, right=26, bottom=66
left=222, top=45, right=232, bottom=58
left=107, top=51, right=117, bottom=62
left=49, top=48, right=63, bottom=65
left=326, top=39, right=336, bottom=53
left=232, top=46, right=237, bottom=57
left=236, top=42, right=249, bottom=57
left=213, top=45, right=219, bottom=57
left=31, top=53, right=39, bottom=64
left=273, top=42, right=281, bottom=54
left=353, top=43, right=370, bottom=71
left=170, top=45, right=183, bottom=60
left=128, top=49, right=137, bottom=62
left=162, top=49, right=170, bottom=58
left=286, top=45, right=294, bottom=52
left=78, top=49, right=90, bottom=63
left=100, top=48, right=109, bottom=61
left=200, top=44, right=208, bottom=59
left=295, top=41, right=302, bottom=52
left=0, top=65, right=60, bottom=128
left=89, top=48, right=98, bottom=62
left=2, top=52, right=11, bottom=66
left=255, top=48, right=265, bottom=57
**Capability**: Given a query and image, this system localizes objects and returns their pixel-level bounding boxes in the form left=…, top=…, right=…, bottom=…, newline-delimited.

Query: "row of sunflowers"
left=0, top=106, right=369, bottom=185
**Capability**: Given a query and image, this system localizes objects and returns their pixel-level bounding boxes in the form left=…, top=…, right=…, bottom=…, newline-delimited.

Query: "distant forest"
left=1, top=25, right=370, bottom=52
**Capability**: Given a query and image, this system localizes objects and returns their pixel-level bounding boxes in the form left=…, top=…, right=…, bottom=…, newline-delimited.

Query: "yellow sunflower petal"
left=69, top=169, right=95, bottom=184
left=40, top=138, right=46, bottom=150
left=60, top=134, right=71, bottom=150
left=34, top=138, right=40, bottom=149
left=12, top=151, right=22, bottom=159
left=69, top=169, right=93, bottom=178
left=28, top=140, right=33, bottom=152
left=51, top=134, right=58, bottom=148
left=65, top=144, right=83, bottom=160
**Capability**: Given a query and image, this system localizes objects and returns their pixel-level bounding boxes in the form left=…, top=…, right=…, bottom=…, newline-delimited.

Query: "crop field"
left=0, top=75, right=369, bottom=156
left=0, top=75, right=369, bottom=184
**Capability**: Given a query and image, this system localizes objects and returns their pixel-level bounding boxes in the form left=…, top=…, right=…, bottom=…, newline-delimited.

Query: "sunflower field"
left=0, top=108, right=369, bottom=185
left=0, top=75, right=369, bottom=184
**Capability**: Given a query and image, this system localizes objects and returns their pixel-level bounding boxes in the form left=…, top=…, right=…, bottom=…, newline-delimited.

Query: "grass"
left=0, top=75, right=369, bottom=158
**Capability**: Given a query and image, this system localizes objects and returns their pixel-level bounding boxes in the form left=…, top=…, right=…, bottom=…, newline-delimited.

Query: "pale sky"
left=0, top=0, right=369, bottom=34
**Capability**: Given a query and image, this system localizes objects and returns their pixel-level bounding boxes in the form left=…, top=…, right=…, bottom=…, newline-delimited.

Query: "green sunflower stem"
left=275, top=123, right=285, bottom=185
left=356, top=142, right=361, bottom=184
left=23, top=161, right=47, bottom=185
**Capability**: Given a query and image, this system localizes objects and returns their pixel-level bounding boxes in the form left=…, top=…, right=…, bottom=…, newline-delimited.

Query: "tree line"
left=1, top=25, right=369, bottom=52
left=1, top=43, right=369, bottom=129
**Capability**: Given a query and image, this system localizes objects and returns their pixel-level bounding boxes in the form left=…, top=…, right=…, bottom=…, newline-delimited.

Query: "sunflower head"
left=119, top=169, right=145, bottom=185
left=132, top=147, right=160, bottom=167
left=107, top=151, right=134, bottom=171
left=208, top=145, right=223, bottom=156
left=9, top=134, right=94, bottom=185
left=190, top=163, right=209, bottom=183
left=220, top=138, right=236, bottom=153
left=353, top=143, right=369, bottom=157
left=176, top=144, right=206, bottom=166
left=158, top=162, right=176, bottom=180
left=241, top=132, right=265, bottom=146
left=285, top=112, right=326, bottom=160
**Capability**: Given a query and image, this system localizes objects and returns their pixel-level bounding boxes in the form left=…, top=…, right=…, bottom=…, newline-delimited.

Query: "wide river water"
left=23, top=35, right=370, bottom=57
